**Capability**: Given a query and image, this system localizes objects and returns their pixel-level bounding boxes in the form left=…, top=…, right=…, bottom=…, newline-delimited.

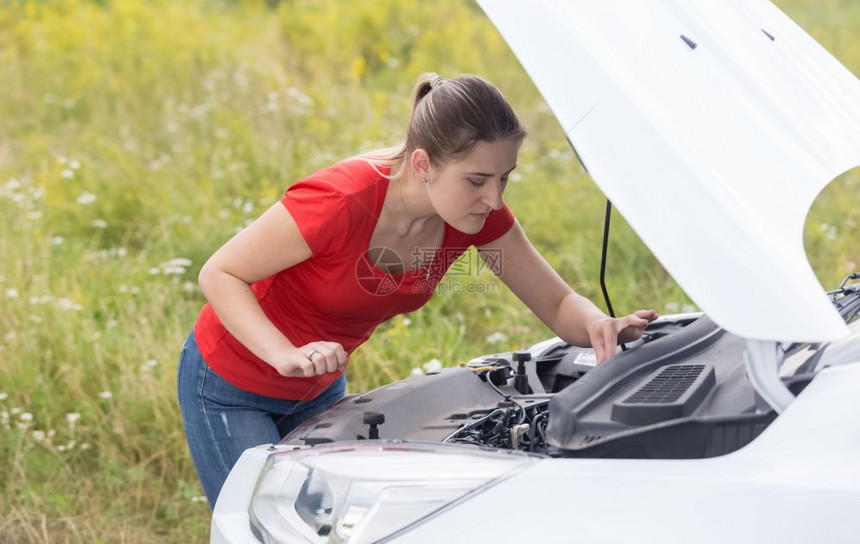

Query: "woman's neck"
left=386, top=168, right=438, bottom=236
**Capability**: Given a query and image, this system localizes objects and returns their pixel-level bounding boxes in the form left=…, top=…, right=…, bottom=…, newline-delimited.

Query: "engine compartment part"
left=610, top=363, right=716, bottom=426
left=443, top=400, right=550, bottom=454
left=282, top=285, right=860, bottom=460
left=282, top=313, right=730, bottom=456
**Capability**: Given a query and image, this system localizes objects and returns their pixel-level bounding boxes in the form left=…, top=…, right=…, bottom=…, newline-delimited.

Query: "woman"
left=177, top=73, right=658, bottom=509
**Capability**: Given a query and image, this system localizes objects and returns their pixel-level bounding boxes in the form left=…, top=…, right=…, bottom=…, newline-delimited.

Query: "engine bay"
left=282, top=281, right=860, bottom=460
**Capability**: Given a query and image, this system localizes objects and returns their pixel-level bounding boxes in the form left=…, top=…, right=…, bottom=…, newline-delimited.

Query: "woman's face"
left=426, top=139, right=520, bottom=234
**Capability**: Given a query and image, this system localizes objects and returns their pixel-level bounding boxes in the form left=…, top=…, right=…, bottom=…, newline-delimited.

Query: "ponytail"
left=358, top=72, right=525, bottom=180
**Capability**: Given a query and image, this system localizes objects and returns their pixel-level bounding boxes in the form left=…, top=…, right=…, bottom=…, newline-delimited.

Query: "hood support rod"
left=600, top=199, right=627, bottom=352
left=600, top=200, right=616, bottom=318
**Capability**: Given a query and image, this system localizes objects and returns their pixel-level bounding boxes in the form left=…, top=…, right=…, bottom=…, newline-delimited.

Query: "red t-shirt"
left=194, top=158, right=516, bottom=399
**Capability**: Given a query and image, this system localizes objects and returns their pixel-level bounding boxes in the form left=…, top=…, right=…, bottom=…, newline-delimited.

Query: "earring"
left=420, top=178, right=428, bottom=184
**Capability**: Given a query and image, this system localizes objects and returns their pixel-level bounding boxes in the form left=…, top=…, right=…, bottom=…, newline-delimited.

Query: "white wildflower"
left=20, top=412, right=33, bottom=422
left=149, top=267, right=161, bottom=275
left=5, top=178, right=21, bottom=190
left=140, top=359, right=157, bottom=372
left=422, top=359, right=443, bottom=373
left=286, top=87, right=313, bottom=107
left=58, top=444, right=67, bottom=452
left=61, top=169, right=74, bottom=179
left=0, top=392, right=6, bottom=401
left=51, top=235, right=64, bottom=245
left=91, top=219, right=108, bottom=229
left=162, top=265, right=186, bottom=275
left=402, top=317, right=411, bottom=326
left=10, top=407, right=20, bottom=415
left=80, top=443, right=90, bottom=450
left=16, top=422, right=29, bottom=430
left=182, top=281, right=196, bottom=293
left=76, top=191, right=96, bottom=205
left=66, top=412, right=81, bottom=424
left=820, top=223, right=829, bottom=231
left=485, top=332, right=509, bottom=345
left=98, top=390, right=113, bottom=399
left=47, top=429, right=56, bottom=438
left=5, top=288, right=18, bottom=298
left=410, top=367, right=423, bottom=376
left=191, top=496, right=207, bottom=503
left=104, top=247, right=128, bottom=258
left=69, top=160, right=81, bottom=170
left=57, top=298, right=77, bottom=310
left=191, top=104, right=208, bottom=118
left=56, top=155, right=67, bottom=164
left=165, top=258, right=192, bottom=267
left=32, top=430, right=45, bottom=442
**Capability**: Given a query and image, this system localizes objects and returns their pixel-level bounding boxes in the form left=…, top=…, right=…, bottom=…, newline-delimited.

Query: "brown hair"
left=360, top=73, right=526, bottom=179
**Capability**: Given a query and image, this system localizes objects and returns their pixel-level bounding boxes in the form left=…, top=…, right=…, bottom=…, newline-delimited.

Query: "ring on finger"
left=308, top=350, right=320, bottom=360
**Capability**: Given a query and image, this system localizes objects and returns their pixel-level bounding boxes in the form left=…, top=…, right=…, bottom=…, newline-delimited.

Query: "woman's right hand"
left=268, top=341, right=348, bottom=377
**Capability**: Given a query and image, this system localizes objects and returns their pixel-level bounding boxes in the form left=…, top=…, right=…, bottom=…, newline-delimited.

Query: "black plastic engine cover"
left=282, top=368, right=516, bottom=445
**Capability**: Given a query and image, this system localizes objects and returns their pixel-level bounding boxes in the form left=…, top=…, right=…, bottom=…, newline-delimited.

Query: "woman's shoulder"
left=296, top=157, right=389, bottom=197
left=283, top=158, right=388, bottom=229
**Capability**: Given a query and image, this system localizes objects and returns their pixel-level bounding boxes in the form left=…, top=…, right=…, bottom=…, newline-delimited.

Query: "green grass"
left=0, top=0, right=857, bottom=540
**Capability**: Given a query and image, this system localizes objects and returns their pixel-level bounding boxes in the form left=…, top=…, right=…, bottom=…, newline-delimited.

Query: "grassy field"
left=0, top=0, right=858, bottom=541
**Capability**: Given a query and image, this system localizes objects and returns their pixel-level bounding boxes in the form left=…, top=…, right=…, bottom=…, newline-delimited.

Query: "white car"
left=212, top=1, right=860, bottom=542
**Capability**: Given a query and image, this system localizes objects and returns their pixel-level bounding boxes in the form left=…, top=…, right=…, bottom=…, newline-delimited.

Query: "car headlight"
left=249, top=440, right=537, bottom=543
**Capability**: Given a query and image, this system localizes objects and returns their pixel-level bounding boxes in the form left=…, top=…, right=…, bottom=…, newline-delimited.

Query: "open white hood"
left=478, top=0, right=860, bottom=342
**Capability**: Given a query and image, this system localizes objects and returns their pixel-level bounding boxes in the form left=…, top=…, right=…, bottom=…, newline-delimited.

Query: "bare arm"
left=198, top=202, right=346, bottom=376
left=477, top=221, right=657, bottom=362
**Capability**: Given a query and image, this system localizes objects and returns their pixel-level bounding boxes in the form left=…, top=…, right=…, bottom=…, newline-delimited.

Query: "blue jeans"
left=177, top=329, right=346, bottom=510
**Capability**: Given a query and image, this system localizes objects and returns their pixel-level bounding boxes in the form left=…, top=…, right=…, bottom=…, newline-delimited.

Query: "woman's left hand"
left=587, top=309, right=659, bottom=364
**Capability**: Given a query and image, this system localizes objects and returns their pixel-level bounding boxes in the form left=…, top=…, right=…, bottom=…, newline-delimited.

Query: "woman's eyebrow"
left=466, top=165, right=517, bottom=177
